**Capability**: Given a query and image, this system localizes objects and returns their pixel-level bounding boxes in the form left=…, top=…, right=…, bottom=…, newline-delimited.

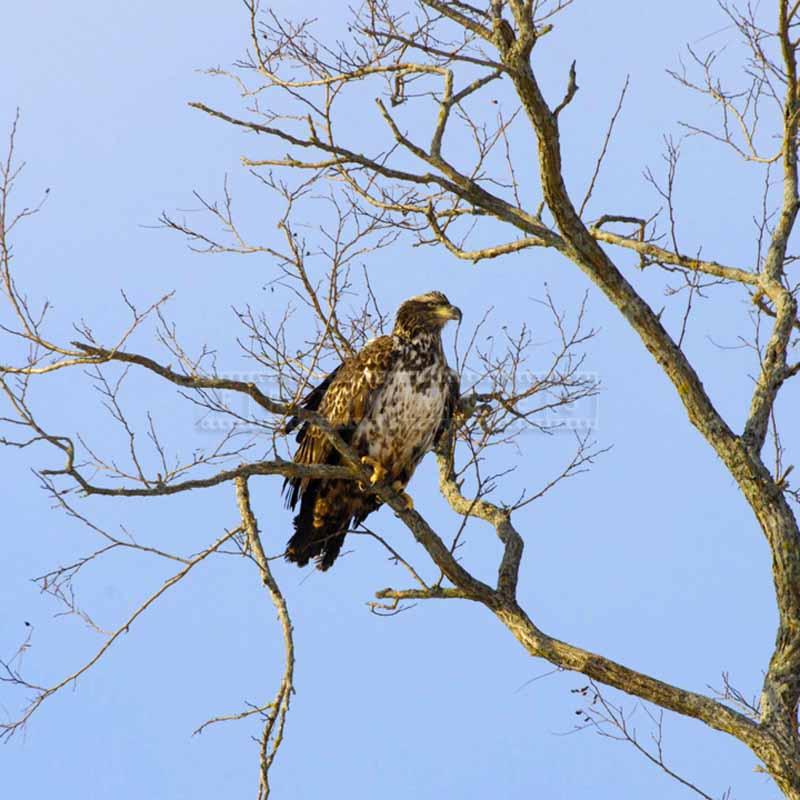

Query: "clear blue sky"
left=1, top=3, right=793, bottom=798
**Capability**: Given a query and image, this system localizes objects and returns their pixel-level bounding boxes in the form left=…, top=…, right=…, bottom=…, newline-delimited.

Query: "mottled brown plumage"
left=284, top=292, right=461, bottom=569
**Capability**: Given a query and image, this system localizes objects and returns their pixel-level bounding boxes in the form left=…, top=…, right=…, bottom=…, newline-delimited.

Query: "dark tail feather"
left=285, top=483, right=347, bottom=570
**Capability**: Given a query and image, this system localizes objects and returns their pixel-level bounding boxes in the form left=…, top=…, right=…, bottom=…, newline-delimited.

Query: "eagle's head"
left=394, top=291, right=462, bottom=338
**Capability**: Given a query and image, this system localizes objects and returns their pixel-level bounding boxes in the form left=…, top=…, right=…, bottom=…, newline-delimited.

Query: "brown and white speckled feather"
left=284, top=292, right=461, bottom=570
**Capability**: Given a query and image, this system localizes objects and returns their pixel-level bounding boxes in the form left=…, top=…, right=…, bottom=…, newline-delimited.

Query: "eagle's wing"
left=283, top=336, right=396, bottom=509
left=283, top=335, right=398, bottom=569
left=284, top=363, right=341, bottom=436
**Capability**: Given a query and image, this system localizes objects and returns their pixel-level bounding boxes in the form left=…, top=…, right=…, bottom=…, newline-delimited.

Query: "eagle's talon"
left=361, top=455, right=388, bottom=485
left=392, top=481, right=414, bottom=510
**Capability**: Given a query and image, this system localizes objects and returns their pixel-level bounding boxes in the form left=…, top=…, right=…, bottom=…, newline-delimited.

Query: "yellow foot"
left=361, top=456, right=388, bottom=485
left=313, top=497, right=330, bottom=528
left=392, top=481, right=414, bottom=510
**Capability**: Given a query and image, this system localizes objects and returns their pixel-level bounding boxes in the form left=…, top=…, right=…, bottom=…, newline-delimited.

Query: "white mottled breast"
left=355, top=348, right=449, bottom=480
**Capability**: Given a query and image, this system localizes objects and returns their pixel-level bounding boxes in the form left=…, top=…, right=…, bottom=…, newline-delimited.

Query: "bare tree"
left=3, top=1, right=800, bottom=798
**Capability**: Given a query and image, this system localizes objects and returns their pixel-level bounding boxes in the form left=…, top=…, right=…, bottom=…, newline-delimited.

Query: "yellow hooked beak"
left=435, top=303, right=462, bottom=322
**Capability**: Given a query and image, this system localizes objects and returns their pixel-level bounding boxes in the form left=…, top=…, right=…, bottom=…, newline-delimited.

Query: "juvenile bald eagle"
left=283, top=291, right=462, bottom=570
